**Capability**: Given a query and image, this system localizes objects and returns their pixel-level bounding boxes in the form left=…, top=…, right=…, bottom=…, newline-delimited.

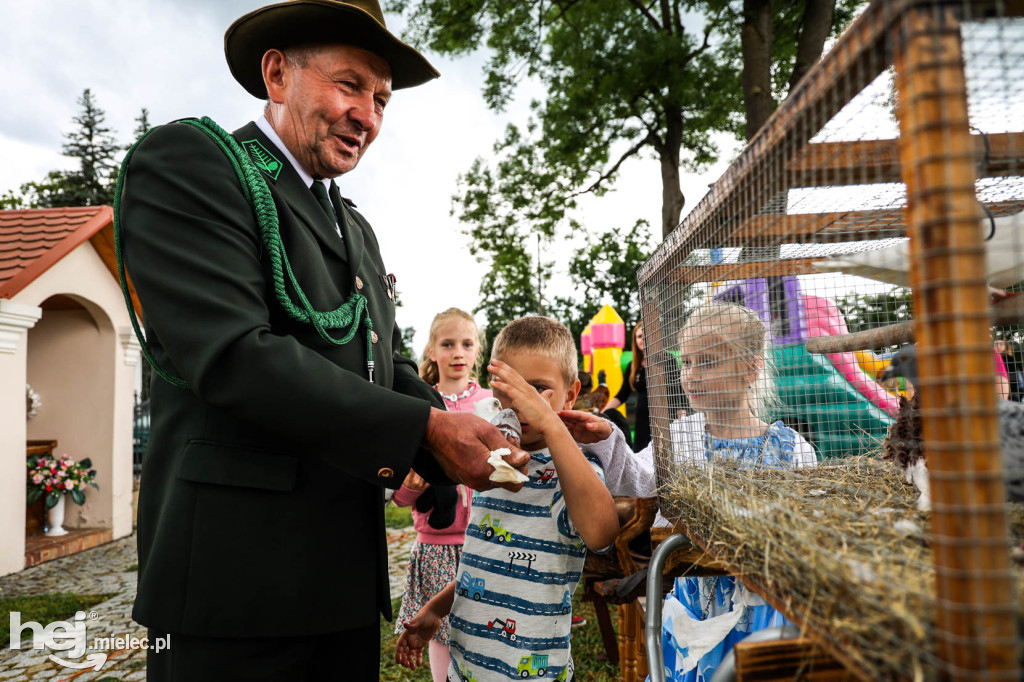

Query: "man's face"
left=272, top=44, right=392, bottom=179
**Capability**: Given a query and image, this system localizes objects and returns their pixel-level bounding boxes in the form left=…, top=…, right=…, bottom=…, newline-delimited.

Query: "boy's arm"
left=424, top=579, right=457, bottom=617
left=394, top=581, right=457, bottom=670
left=544, top=426, right=620, bottom=550
left=489, top=361, right=619, bottom=550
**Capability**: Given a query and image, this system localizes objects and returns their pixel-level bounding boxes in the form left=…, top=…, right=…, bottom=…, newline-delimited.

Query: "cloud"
left=1, top=0, right=702, bottom=354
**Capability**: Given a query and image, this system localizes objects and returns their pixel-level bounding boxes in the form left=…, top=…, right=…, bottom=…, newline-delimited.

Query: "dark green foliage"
left=385, top=503, right=414, bottom=529
left=550, top=220, right=656, bottom=354
left=132, top=107, right=152, bottom=140
left=0, top=593, right=114, bottom=644
left=387, top=0, right=860, bottom=345
left=837, top=287, right=914, bottom=351
left=399, top=326, right=417, bottom=360
left=0, top=189, right=23, bottom=209
left=13, top=89, right=125, bottom=208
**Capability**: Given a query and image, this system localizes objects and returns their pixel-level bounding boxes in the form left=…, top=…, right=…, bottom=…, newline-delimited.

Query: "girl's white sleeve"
left=582, top=427, right=658, bottom=497
left=794, top=435, right=818, bottom=467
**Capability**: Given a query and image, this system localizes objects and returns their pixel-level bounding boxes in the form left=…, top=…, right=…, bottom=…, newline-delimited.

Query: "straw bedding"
left=658, top=455, right=1024, bottom=680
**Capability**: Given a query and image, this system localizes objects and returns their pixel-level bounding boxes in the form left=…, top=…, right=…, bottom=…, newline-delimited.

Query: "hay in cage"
left=637, top=1, right=1024, bottom=679
left=658, top=455, right=1024, bottom=680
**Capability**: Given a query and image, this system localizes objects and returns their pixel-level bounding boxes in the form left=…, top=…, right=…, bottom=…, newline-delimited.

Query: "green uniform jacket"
left=120, top=120, right=445, bottom=637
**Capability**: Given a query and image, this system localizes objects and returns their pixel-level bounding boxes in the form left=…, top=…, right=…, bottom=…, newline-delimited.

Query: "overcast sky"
left=2, top=0, right=737, bottom=353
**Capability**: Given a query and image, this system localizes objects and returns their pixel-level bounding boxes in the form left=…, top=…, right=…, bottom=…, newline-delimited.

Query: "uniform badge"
left=241, top=139, right=282, bottom=181
left=381, top=273, right=397, bottom=302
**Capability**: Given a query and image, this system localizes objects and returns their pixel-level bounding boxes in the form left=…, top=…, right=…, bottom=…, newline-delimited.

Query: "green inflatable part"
left=774, top=343, right=893, bottom=459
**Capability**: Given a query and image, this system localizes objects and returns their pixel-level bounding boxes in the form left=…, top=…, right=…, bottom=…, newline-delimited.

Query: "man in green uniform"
left=117, top=1, right=527, bottom=679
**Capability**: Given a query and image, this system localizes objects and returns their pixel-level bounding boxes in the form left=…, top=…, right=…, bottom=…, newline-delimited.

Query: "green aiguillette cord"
left=113, top=116, right=376, bottom=389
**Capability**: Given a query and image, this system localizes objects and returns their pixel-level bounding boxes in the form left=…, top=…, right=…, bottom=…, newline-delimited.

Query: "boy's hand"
left=402, top=469, right=430, bottom=492
left=395, top=610, right=442, bottom=670
left=488, top=360, right=561, bottom=436
left=558, top=410, right=614, bottom=444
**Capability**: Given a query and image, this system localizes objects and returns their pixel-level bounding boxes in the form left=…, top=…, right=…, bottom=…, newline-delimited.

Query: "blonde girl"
left=393, top=308, right=491, bottom=682
left=662, top=302, right=815, bottom=681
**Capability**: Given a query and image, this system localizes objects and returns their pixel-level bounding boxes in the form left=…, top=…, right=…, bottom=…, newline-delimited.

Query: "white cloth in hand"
left=487, top=448, right=529, bottom=484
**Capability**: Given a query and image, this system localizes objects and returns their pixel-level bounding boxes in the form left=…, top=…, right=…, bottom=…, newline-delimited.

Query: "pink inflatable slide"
left=802, top=294, right=900, bottom=417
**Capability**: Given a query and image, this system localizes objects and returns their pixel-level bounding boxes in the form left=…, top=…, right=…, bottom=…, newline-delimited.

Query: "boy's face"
left=490, top=350, right=580, bottom=447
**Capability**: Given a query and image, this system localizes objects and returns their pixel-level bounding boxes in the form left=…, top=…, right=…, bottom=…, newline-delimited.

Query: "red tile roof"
left=0, top=206, right=140, bottom=316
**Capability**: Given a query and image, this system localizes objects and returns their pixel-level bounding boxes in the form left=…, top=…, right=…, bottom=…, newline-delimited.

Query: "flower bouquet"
left=26, top=453, right=98, bottom=508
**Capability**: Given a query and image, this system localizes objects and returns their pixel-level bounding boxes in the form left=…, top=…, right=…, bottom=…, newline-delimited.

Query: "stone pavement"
left=0, top=527, right=417, bottom=681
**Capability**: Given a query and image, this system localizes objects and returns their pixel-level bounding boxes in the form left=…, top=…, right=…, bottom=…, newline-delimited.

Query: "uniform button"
left=355, top=276, right=363, bottom=289
left=378, top=467, right=394, bottom=479
left=371, top=331, right=379, bottom=343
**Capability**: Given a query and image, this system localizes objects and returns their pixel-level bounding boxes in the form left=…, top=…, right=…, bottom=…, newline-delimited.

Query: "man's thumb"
left=505, top=445, right=530, bottom=470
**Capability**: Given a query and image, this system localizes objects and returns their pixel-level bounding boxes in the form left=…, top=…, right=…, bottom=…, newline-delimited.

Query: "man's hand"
left=394, top=610, right=442, bottom=670
left=558, top=410, right=614, bottom=444
left=423, top=409, right=529, bottom=492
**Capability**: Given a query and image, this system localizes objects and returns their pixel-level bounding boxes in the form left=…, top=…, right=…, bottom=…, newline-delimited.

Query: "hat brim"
left=225, top=1, right=439, bottom=97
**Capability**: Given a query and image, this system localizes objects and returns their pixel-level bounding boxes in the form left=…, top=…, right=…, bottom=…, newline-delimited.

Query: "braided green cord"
left=113, top=116, right=375, bottom=389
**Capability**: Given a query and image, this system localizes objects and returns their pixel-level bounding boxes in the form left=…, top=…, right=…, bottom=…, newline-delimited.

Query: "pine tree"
left=132, top=107, right=152, bottom=140
left=20, top=89, right=122, bottom=207
left=61, top=88, right=121, bottom=205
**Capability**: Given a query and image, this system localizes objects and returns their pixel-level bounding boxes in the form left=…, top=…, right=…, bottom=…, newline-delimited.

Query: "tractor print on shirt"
left=458, top=661, right=480, bottom=682
left=479, top=513, right=513, bottom=542
left=486, top=616, right=518, bottom=641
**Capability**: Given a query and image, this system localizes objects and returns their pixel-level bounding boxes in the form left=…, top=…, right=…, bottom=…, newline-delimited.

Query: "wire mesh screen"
left=637, top=1, right=1023, bottom=679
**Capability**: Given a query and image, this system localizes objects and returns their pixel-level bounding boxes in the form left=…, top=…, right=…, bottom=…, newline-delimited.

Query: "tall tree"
left=388, top=0, right=860, bottom=348
left=19, top=88, right=122, bottom=208
left=388, top=0, right=860, bottom=239
left=550, top=220, right=656, bottom=350
left=132, top=107, right=152, bottom=139
left=742, top=0, right=845, bottom=139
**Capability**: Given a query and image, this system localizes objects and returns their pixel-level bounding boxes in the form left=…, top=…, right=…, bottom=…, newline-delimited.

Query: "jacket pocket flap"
left=178, top=440, right=298, bottom=491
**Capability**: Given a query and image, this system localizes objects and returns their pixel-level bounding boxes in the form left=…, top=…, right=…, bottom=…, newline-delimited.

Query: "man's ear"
left=262, top=49, right=288, bottom=104
left=563, top=378, right=581, bottom=410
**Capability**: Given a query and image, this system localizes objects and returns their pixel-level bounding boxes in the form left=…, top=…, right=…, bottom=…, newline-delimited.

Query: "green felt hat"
left=225, top=0, right=439, bottom=98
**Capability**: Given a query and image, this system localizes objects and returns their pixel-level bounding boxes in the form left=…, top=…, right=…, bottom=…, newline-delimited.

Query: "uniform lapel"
left=232, top=122, right=348, bottom=262
left=330, top=182, right=365, bottom=275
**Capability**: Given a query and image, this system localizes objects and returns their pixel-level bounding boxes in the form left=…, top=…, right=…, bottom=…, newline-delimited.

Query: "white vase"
left=45, top=495, right=68, bottom=537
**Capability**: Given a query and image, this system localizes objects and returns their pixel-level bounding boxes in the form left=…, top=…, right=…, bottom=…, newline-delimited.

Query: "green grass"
left=1, top=592, right=115, bottom=644
left=125, top=562, right=138, bottom=572
left=379, top=593, right=621, bottom=681
left=385, top=503, right=414, bottom=529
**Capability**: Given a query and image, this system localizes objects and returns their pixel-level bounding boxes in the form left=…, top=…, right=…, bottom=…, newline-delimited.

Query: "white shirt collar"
left=255, top=115, right=330, bottom=193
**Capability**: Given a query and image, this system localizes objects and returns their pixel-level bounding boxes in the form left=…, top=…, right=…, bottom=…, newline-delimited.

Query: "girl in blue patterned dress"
left=658, top=302, right=817, bottom=681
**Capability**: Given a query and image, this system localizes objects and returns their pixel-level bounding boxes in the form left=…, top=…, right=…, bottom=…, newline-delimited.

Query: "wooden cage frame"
left=637, top=1, right=1022, bottom=679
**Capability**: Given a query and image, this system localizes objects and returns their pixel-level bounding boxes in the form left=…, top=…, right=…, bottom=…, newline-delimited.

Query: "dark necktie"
left=310, top=180, right=337, bottom=225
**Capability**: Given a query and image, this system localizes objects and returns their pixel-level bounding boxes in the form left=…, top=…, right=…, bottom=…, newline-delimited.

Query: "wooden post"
left=893, top=7, right=1019, bottom=679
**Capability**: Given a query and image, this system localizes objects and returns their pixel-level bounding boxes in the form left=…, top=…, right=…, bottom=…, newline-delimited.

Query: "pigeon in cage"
left=881, top=344, right=1024, bottom=507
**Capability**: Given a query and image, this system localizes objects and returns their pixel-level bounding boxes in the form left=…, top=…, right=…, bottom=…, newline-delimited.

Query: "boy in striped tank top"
left=395, top=316, right=620, bottom=682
